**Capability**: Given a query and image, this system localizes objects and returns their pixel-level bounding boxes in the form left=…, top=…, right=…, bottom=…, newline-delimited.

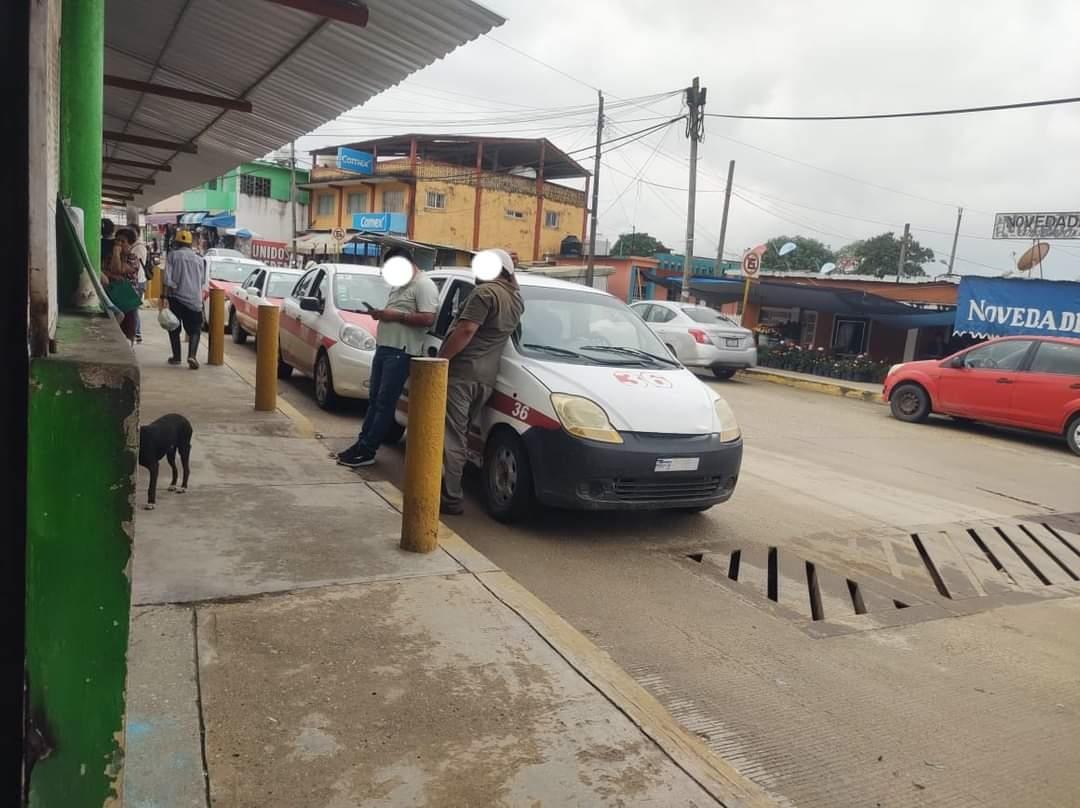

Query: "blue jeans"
left=357, top=346, right=411, bottom=454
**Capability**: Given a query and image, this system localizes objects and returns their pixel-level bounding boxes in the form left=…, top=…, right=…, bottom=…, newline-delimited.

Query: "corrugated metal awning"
left=103, top=0, right=504, bottom=208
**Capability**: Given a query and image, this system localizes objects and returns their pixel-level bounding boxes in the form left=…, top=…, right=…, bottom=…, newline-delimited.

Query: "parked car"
left=630, top=301, right=757, bottom=379
left=394, top=270, right=743, bottom=521
left=227, top=267, right=304, bottom=344
left=277, top=264, right=390, bottom=408
left=203, top=255, right=265, bottom=326
left=204, top=248, right=247, bottom=259
left=883, top=336, right=1080, bottom=455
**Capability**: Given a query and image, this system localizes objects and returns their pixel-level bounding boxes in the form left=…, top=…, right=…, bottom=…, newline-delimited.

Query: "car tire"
left=230, top=311, right=247, bottom=344
left=484, top=429, right=534, bottom=523
left=890, top=382, right=931, bottom=423
left=276, top=349, right=293, bottom=380
left=712, top=367, right=737, bottom=380
left=314, top=349, right=339, bottom=410
left=1066, top=414, right=1080, bottom=457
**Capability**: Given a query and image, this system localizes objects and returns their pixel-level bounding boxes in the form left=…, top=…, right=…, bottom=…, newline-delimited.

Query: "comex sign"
left=337, top=146, right=373, bottom=176
left=955, top=276, right=1080, bottom=338
left=993, top=211, right=1080, bottom=240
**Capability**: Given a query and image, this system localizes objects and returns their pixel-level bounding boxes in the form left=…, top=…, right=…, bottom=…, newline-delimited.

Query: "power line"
left=600, top=125, right=673, bottom=217
left=705, top=94, right=1080, bottom=122
left=483, top=34, right=601, bottom=92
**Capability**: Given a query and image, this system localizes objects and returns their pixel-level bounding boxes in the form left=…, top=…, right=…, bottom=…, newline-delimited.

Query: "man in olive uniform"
left=437, top=249, right=524, bottom=515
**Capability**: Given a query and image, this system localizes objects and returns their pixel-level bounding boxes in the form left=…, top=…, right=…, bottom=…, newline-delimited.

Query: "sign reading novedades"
left=955, top=276, right=1080, bottom=338
left=992, top=211, right=1080, bottom=240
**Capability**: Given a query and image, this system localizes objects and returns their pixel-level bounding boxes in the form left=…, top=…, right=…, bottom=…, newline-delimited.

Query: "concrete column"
left=59, top=0, right=104, bottom=273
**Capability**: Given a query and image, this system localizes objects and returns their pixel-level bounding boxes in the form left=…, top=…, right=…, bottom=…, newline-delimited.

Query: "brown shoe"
left=439, top=498, right=464, bottom=516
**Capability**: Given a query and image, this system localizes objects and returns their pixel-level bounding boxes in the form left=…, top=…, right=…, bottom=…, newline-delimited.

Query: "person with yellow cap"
left=161, top=230, right=207, bottom=369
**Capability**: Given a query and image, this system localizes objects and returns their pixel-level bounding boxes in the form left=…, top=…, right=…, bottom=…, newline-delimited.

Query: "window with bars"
left=425, top=190, right=446, bottom=210
left=346, top=192, right=367, bottom=214
left=505, top=208, right=525, bottom=220
left=240, top=174, right=271, bottom=197
left=544, top=210, right=560, bottom=228
left=382, top=190, right=406, bottom=213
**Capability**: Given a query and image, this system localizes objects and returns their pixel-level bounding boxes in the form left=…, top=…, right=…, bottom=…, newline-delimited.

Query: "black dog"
left=139, top=414, right=193, bottom=510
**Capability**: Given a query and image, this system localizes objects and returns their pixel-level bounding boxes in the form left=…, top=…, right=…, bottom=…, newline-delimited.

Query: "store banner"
left=955, top=276, right=1080, bottom=338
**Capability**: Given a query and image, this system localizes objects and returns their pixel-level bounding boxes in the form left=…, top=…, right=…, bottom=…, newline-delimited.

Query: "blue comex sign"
left=955, top=276, right=1080, bottom=338
left=352, top=212, right=407, bottom=233
left=337, top=146, right=373, bottom=175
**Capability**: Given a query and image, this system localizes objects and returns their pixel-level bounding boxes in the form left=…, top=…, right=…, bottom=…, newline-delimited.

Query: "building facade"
left=304, top=135, right=589, bottom=261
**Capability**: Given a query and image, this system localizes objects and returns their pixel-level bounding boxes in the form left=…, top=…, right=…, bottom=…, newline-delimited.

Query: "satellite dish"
left=778, top=241, right=797, bottom=257
left=1016, top=242, right=1049, bottom=271
left=819, top=262, right=836, bottom=275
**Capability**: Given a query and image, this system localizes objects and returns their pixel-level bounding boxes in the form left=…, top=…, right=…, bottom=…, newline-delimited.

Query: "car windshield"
left=683, top=306, right=737, bottom=326
left=210, top=248, right=245, bottom=259
left=209, top=260, right=259, bottom=283
left=266, top=273, right=301, bottom=299
left=517, top=285, right=676, bottom=367
left=333, top=272, right=390, bottom=312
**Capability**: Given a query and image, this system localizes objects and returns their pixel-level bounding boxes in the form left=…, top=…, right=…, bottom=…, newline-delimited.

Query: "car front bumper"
left=328, top=342, right=375, bottom=399
left=522, top=428, right=742, bottom=511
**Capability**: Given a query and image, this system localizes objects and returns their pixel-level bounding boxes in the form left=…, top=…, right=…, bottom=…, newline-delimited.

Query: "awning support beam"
left=102, top=183, right=140, bottom=193
left=103, top=130, right=197, bottom=153
left=104, top=74, right=254, bottom=112
left=103, top=156, right=172, bottom=172
left=103, top=172, right=155, bottom=185
left=266, top=0, right=369, bottom=27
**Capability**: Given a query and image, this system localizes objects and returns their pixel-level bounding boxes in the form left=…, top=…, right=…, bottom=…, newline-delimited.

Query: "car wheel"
left=890, top=382, right=931, bottom=423
left=382, top=421, right=406, bottom=445
left=712, top=367, right=736, bottom=380
left=276, top=348, right=293, bottom=380
left=484, top=429, right=534, bottom=523
left=230, top=311, right=247, bottom=344
left=314, top=350, right=339, bottom=410
left=1066, top=414, right=1080, bottom=457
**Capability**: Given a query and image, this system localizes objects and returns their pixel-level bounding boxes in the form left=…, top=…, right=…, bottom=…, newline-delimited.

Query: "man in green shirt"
left=437, top=249, right=524, bottom=514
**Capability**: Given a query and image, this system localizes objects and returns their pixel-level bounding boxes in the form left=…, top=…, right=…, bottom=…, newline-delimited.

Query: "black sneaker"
left=440, top=498, right=464, bottom=516
left=337, top=451, right=375, bottom=469
left=168, top=357, right=182, bottom=366
left=332, top=442, right=361, bottom=460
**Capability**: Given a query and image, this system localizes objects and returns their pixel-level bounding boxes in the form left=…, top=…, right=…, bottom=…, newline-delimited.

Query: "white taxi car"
left=227, top=266, right=303, bottom=344
left=203, top=255, right=265, bottom=325
left=394, top=270, right=743, bottom=521
left=277, top=264, right=390, bottom=409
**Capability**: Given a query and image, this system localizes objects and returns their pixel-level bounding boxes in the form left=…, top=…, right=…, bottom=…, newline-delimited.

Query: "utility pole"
left=946, top=207, right=963, bottom=275
left=714, top=159, right=735, bottom=274
left=680, top=77, right=706, bottom=301
left=289, top=141, right=298, bottom=266
left=896, top=222, right=910, bottom=284
left=585, top=90, right=604, bottom=288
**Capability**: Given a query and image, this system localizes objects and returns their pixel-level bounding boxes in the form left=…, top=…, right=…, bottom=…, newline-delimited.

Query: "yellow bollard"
left=146, top=265, right=161, bottom=305
left=254, top=304, right=280, bottom=412
left=208, top=287, right=225, bottom=366
left=400, top=357, right=449, bottom=554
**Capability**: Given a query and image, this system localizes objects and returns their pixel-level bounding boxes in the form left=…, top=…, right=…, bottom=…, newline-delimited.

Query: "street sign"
left=336, top=146, right=374, bottom=175
left=331, top=226, right=347, bottom=242
left=993, top=211, right=1080, bottom=240
left=742, top=251, right=760, bottom=277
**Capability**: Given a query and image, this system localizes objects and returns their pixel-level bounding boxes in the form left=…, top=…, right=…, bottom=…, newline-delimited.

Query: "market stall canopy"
left=102, top=0, right=505, bottom=208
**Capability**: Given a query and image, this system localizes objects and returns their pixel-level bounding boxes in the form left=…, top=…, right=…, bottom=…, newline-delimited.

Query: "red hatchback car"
left=883, top=336, right=1080, bottom=455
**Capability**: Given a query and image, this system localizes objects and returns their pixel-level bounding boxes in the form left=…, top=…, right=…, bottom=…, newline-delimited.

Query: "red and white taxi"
left=202, top=255, right=265, bottom=324
left=227, top=266, right=303, bottom=344
left=277, top=264, right=390, bottom=409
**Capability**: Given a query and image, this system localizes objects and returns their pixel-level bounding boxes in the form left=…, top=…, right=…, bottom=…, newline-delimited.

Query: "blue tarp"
left=955, top=276, right=1080, bottom=338
left=202, top=213, right=236, bottom=229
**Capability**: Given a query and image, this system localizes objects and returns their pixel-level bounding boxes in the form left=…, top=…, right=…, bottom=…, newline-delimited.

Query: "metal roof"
left=103, top=0, right=504, bottom=208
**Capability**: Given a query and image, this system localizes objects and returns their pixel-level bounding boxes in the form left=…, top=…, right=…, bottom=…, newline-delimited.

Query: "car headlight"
left=550, top=394, right=623, bottom=444
left=713, top=397, right=741, bottom=443
left=340, top=324, right=375, bottom=351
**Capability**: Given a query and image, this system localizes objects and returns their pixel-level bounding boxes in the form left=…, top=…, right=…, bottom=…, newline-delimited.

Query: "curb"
left=366, top=479, right=781, bottom=808
left=737, top=367, right=885, bottom=404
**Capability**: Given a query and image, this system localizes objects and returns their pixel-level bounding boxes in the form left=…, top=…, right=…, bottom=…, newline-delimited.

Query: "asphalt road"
left=224, top=338, right=1080, bottom=807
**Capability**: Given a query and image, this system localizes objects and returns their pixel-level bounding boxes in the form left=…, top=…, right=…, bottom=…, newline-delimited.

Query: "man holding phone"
left=336, top=247, right=439, bottom=468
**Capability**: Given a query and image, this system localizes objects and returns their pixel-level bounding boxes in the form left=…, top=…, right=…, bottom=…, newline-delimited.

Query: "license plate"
left=725, top=338, right=740, bottom=347
left=655, top=457, right=699, bottom=473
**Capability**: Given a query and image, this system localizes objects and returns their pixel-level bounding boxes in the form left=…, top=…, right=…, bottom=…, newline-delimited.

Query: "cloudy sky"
left=298, top=0, right=1080, bottom=280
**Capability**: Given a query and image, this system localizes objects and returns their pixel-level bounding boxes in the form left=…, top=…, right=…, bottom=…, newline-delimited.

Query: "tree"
left=838, top=232, right=933, bottom=277
left=611, top=232, right=670, bottom=257
left=763, top=236, right=835, bottom=274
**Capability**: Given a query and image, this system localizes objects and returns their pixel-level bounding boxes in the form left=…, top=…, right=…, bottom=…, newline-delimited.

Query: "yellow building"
left=303, top=135, right=589, bottom=261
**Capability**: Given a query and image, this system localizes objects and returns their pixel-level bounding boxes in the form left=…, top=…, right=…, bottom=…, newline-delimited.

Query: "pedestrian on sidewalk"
left=130, top=229, right=150, bottom=344
left=104, top=227, right=143, bottom=344
left=336, top=247, right=439, bottom=468
left=161, top=229, right=207, bottom=369
left=437, top=249, right=524, bottom=515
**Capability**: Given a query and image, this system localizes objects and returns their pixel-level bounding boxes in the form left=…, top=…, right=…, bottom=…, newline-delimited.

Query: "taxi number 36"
left=511, top=402, right=531, bottom=421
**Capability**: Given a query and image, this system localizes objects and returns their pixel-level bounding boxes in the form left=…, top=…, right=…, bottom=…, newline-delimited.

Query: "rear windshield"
left=683, top=306, right=737, bottom=326
left=209, top=261, right=260, bottom=283
left=333, top=273, right=391, bottom=313
left=266, top=273, right=300, bottom=299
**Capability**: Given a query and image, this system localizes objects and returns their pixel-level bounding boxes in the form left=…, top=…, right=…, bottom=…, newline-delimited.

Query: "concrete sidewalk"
left=736, top=365, right=885, bottom=404
left=125, top=322, right=776, bottom=807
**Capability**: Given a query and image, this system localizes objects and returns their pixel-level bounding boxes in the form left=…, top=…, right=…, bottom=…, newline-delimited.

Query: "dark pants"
left=356, top=346, right=411, bottom=454
left=167, top=297, right=203, bottom=360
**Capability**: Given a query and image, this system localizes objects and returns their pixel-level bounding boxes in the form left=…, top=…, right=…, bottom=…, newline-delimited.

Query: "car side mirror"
left=949, top=355, right=966, bottom=369
left=299, top=296, right=322, bottom=313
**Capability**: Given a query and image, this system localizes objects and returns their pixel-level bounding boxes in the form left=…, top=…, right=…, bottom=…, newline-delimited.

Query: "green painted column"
left=59, top=0, right=105, bottom=283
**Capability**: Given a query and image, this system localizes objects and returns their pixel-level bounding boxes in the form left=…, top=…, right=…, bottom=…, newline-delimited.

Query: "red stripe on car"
left=487, top=391, right=560, bottom=430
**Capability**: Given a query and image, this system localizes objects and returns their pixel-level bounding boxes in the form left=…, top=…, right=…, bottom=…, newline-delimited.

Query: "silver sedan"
left=631, top=300, right=757, bottom=379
